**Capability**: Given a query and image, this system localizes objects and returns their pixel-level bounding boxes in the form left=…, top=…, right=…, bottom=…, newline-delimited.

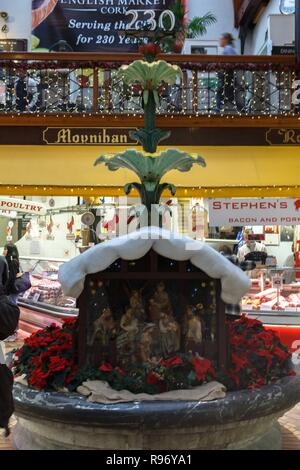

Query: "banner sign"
left=3, top=126, right=300, bottom=146
left=0, top=210, right=18, bottom=219
left=266, top=129, right=300, bottom=145
left=32, top=0, right=176, bottom=52
left=42, top=127, right=138, bottom=145
left=208, top=199, right=300, bottom=227
left=0, top=39, right=28, bottom=52
left=0, top=197, right=47, bottom=216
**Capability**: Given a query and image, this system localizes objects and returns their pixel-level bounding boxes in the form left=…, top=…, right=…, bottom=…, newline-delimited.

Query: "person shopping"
left=4, top=244, right=22, bottom=305
left=0, top=256, right=20, bottom=436
left=3, top=244, right=31, bottom=340
left=216, top=33, right=239, bottom=112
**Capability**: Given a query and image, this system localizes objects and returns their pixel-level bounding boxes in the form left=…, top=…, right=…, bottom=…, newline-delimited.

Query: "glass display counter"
left=18, top=257, right=78, bottom=322
left=242, top=267, right=300, bottom=329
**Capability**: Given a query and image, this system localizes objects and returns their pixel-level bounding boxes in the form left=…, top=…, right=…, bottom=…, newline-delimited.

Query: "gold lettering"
left=72, top=134, right=80, bottom=144
left=55, top=128, right=71, bottom=144
left=89, top=134, right=98, bottom=144
left=281, top=129, right=296, bottom=144
left=49, top=128, right=130, bottom=145
left=80, top=135, right=89, bottom=144
left=119, top=134, right=128, bottom=144
left=103, top=128, right=110, bottom=144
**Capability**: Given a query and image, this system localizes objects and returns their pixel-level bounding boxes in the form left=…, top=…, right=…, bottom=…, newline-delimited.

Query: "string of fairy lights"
left=0, top=58, right=299, bottom=195
left=0, top=60, right=298, bottom=118
left=0, top=185, right=299, bottom=197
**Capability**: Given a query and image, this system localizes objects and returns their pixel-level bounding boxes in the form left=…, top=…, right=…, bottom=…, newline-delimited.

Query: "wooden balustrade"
left=0, top=52, right=297, bottom=125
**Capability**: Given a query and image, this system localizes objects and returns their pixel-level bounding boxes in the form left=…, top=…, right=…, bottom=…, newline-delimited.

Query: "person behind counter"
left=219, top=245, right=256, bottom=317
left=237, top=232, right=267, bottom=263
left=284, top=244, right=296, bottom=284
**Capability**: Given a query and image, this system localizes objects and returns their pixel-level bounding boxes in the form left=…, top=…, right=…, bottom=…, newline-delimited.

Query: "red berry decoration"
left=138, top=44, right=145, bottom=55
left=173, top=41, right=183, bottom=53
left=145, top=43, right=156, bottom=55
left=155, top=45, right=161, bottom=55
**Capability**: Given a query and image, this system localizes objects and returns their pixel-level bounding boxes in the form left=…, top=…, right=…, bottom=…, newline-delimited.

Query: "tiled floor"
left=279, top=403, right=300, bottom=450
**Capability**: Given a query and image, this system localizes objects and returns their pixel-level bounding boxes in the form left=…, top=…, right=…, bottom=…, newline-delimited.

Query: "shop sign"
left=32, top=0, right=177, bottom=53
left=0, top=210, right=17, bottom=219
left=266, top=129, right=300, bottom=145
left=43, top=127, right=138, bottom=145
left=0, top=197, right=46, bottom=216
left=208, top=198, right=300, bottom=227
left=272, top=273, right=283, bottom=290
left=0, top=39, right=28, bottom=52
left=272, top=45, right=295, bottom=55
left=2, top=127, right=300, bottom=146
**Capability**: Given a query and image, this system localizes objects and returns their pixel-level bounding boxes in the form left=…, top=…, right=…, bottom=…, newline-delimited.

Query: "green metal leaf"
left=130, top=128, right=170, bottom=154
left=152, top=149, right=206, bottom=178
left=95, top=149, right=149, bottom=179
left=157, top=183, right=177, bottom=201
left=117, top=60, right=182, bottom=90
left=124, top=182, right=142, bottom=197
left=153, top=90, right=160, bottom=107
left=143, top=89, right=149, bottom=105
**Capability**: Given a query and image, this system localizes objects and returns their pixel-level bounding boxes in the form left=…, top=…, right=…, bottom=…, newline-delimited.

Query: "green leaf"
left=95, top=150, right=148, bottom=179
left=53, top=369, right=69, bottom=389
left=153, top=90, right=160, bottom=107
left=143, top=89, right=149, bottom=105
left=187, top=370, right=197, bottom=385
left=187, top=13, right=217, bottom=39
left=124, top=182, right=142, bottom=197
left=130, top=129, right=170, bottom=154
left=117, top=60, right=182, bottom=90
left=157, top=183, right=177, bottom=200
left=152, top=149, right=206, bottom=178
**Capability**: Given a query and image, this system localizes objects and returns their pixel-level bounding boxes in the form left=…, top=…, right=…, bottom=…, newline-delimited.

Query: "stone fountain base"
left=13, top=377, right=300, bottom=450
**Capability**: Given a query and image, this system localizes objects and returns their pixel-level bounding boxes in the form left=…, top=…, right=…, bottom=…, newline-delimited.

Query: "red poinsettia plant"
left=14, top=319, right=78, bottom=391
left=13, top=315, right=295, bottom=394
left=225, top=315, right=295, bottom=390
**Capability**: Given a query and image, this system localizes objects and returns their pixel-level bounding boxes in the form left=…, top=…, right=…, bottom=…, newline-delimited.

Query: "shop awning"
left=1, top=144, right=300, bottom=197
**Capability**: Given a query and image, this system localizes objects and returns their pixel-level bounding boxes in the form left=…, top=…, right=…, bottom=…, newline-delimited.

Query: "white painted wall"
left=267, top=242, right=293, bottom=267
left=186, top=0, right=240, bottom=52
left=0, top=0, right=31, bottom=49
left=243, top=0, right=295, bottom=55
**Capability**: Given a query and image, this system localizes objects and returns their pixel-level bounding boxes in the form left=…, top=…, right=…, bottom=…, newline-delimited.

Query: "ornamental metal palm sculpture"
left=95, top=54, right=206, bottom=223
left=117, top=60, right=182, bottom=153
left=95, top=149, right=206, bottom=218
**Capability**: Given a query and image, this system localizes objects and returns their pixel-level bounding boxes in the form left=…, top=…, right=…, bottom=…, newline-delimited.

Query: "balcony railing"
left=0, top=52, right=297, bottom=118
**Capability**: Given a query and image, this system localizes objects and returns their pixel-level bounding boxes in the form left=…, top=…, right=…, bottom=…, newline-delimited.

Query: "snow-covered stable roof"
left=58, top=227, right=251, bottom=304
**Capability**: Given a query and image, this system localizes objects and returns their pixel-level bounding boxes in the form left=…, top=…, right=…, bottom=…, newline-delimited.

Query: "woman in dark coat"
left=0, top=256, right=20, bottom=436
left=4, top=243, right=22, bottom=305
